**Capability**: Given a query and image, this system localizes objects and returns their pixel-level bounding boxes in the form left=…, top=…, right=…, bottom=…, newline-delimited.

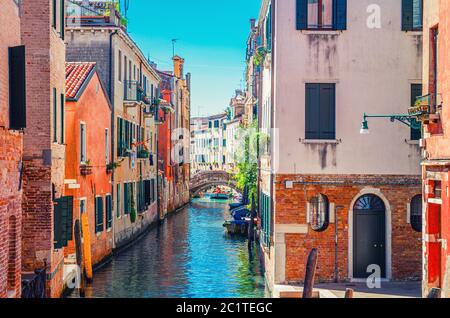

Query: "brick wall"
left=21, top=0, right=66, bottom=298
left=0, top=0, right=23, bottom=299
left=274, top=174, right=422, bottom=283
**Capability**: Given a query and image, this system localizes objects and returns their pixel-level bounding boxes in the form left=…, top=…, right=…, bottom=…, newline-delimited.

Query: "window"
left=105, top=128, right=109, bottom=164
left=214, top=120, right=219, bottom=128
left=118, top=50, right=122, bottom=82
left=309, top=194, right=329, bottom=232
left=80, top=123, right=87, bottom=163
left=106, top=195, right=113, bottom=230
left=53, top=88, right=57, bottom=142
left=260, top=192, right=271, bottom=247
left=117, top=184, right=121, bottom=218
left=124, top=183, right=131, bottom=215
left=305, top=83, right=336, bottom=140
left=60, top=94, right=65, bottom=144
left=8, top=45, right=26, bottom=130
left=402, top=0, right=423, bottom=31
left=297, top=0, right=347, bottom=31
left=95, top=196, right=104, bottom=233
left=410, top=195, right=422, bottom=232
left=410, top=84, right=422, bottom=140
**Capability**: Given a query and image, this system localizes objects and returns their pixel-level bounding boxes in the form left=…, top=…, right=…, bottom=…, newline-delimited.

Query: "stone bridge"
left=189, top=170, right=238, bottom=197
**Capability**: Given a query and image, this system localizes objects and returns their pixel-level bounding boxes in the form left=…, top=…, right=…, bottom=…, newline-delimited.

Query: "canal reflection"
left=77, top=199, right=267, bottom=298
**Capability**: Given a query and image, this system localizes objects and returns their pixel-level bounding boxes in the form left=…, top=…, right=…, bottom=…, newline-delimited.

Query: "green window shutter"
left=117, top=184, right=121, bottom=218
left=296, top=0, right=308, bottom=30
left=95, top=197, right=104, bottom=233
left=124, top=183, right=129, bottom=214
left=106, top=195, right=112, bottom=229
left=402, top=0, right=414, bottom=31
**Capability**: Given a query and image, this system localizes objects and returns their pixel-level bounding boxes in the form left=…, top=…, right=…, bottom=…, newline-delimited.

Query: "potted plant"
left=80, top=160, right=93, bottom=176
left=106, top=162, right=120, bottom=173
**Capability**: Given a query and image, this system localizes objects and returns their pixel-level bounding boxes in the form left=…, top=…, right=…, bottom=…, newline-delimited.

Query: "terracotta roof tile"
left=65, top=62, right=96, bottom=99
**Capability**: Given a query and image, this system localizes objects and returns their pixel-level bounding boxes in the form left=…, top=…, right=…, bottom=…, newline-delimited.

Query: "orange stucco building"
left=64, top=62, right=113, bottom=267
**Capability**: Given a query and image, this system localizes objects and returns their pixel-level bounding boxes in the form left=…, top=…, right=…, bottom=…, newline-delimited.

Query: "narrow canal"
left=78, top=199, right=267, bottom=298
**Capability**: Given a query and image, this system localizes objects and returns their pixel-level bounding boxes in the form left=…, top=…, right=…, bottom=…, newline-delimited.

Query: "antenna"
left=171, top=39, right=179, bottom=58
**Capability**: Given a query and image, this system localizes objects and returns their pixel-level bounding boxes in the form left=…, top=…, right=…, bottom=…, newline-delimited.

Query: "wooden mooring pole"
left=303, top=248, right=318, bottom=299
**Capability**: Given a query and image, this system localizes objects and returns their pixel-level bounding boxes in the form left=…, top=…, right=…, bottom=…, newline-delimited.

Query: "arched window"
left=410, top=195, right=422, bottom=232
left=310, top=194, right=329, bottom=232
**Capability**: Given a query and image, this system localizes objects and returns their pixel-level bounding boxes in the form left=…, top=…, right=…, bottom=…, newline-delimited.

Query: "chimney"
left=173, top=55, right=185, bottom=78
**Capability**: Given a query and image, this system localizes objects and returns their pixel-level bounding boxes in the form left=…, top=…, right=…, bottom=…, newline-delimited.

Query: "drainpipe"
left=109, top=29, right=118, bottom=249
left=334, top=205, right=344, bottom=283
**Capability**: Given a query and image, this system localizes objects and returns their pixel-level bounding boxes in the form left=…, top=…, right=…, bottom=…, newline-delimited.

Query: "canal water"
left=78, top=199, right=267, bottom=298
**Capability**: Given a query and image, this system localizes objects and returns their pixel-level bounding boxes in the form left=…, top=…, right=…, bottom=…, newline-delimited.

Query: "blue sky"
left=125, top=0, right=261, bottom=117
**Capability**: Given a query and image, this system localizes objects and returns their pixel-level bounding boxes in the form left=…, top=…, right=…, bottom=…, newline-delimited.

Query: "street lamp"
left=360, top=113, right=421, bottom=135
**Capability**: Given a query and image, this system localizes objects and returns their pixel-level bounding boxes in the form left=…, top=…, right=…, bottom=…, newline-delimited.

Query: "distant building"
left=157, top=57, right=191, bottom=217
left=0, top=0, right=24, bottom=299
left=64, top=62, right=113, bottom=267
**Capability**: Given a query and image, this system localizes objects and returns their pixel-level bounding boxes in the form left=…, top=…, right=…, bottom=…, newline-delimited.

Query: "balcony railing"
left=124, top=80, right=145, bottom=105
left=408, top=93, right=443, bottom=122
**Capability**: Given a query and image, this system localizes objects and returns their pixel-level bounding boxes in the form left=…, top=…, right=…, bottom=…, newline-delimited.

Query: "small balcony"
left=408, top=93, right=443, bottom=124
left=124, top=80, right=145, bottom=107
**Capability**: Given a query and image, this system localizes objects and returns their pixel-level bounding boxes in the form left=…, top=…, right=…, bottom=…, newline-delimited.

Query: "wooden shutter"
left=334, top=0, right=347, bottom=30
left=52, top=0, right=57, bottom=29
left=53, top=88, right=57, bottom=142
left=305, top=84, right=336, bottom=140
left=60, top=0, right=65, bottom=40
left=54, top=196, right=73, bottom=249
left=124, top=183, right=129, bottom=214
left=305, top=84, right=321, bottom=139
left=106, top=195, right=112, bottom=229
left=95, top=197, right=104, bottom=233
left=60, top=94, right=65, bottom=144
left=402, top=0, right=413, bottom=31
left=117, top=184, right=121, bottom=218
left=296, top=0, right=308, bottom=30
left=319, top=84, right=336, bottom=140
left=8, top=45, right=26, bottom=130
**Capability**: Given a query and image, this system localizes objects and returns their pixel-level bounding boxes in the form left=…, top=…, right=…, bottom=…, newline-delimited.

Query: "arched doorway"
left=353, top=194, right=386, bottom=279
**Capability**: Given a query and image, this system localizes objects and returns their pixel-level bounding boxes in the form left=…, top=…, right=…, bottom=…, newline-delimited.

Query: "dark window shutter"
left=402, top=0, right=414, bottom=31
left=53, top=88, right=57, bottom=142
left=296, top=0, right=308, bottom=30
left=8, top=45, right=26, bottom=130
left=319, top=84, right=336, bottom=139
left=60, top=0, right=65, bottom=40
left=106, top=195, right=112, bottom=229
left=124, top=183, right=129, bottom=214
left=305, top=84, right=321, bottom=139
left=53, top=196, right=73, bottom=249
left=305, top=83, right=336, bottom=140
left=95, top=197, right=104, bottom=233
left=411, top=84, right=423, bottom=140
left=334, top=0, right=347, bottom=30
left=52, top=0, right=57, bottom=29
left=60, top=94, right=65, bottom=144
